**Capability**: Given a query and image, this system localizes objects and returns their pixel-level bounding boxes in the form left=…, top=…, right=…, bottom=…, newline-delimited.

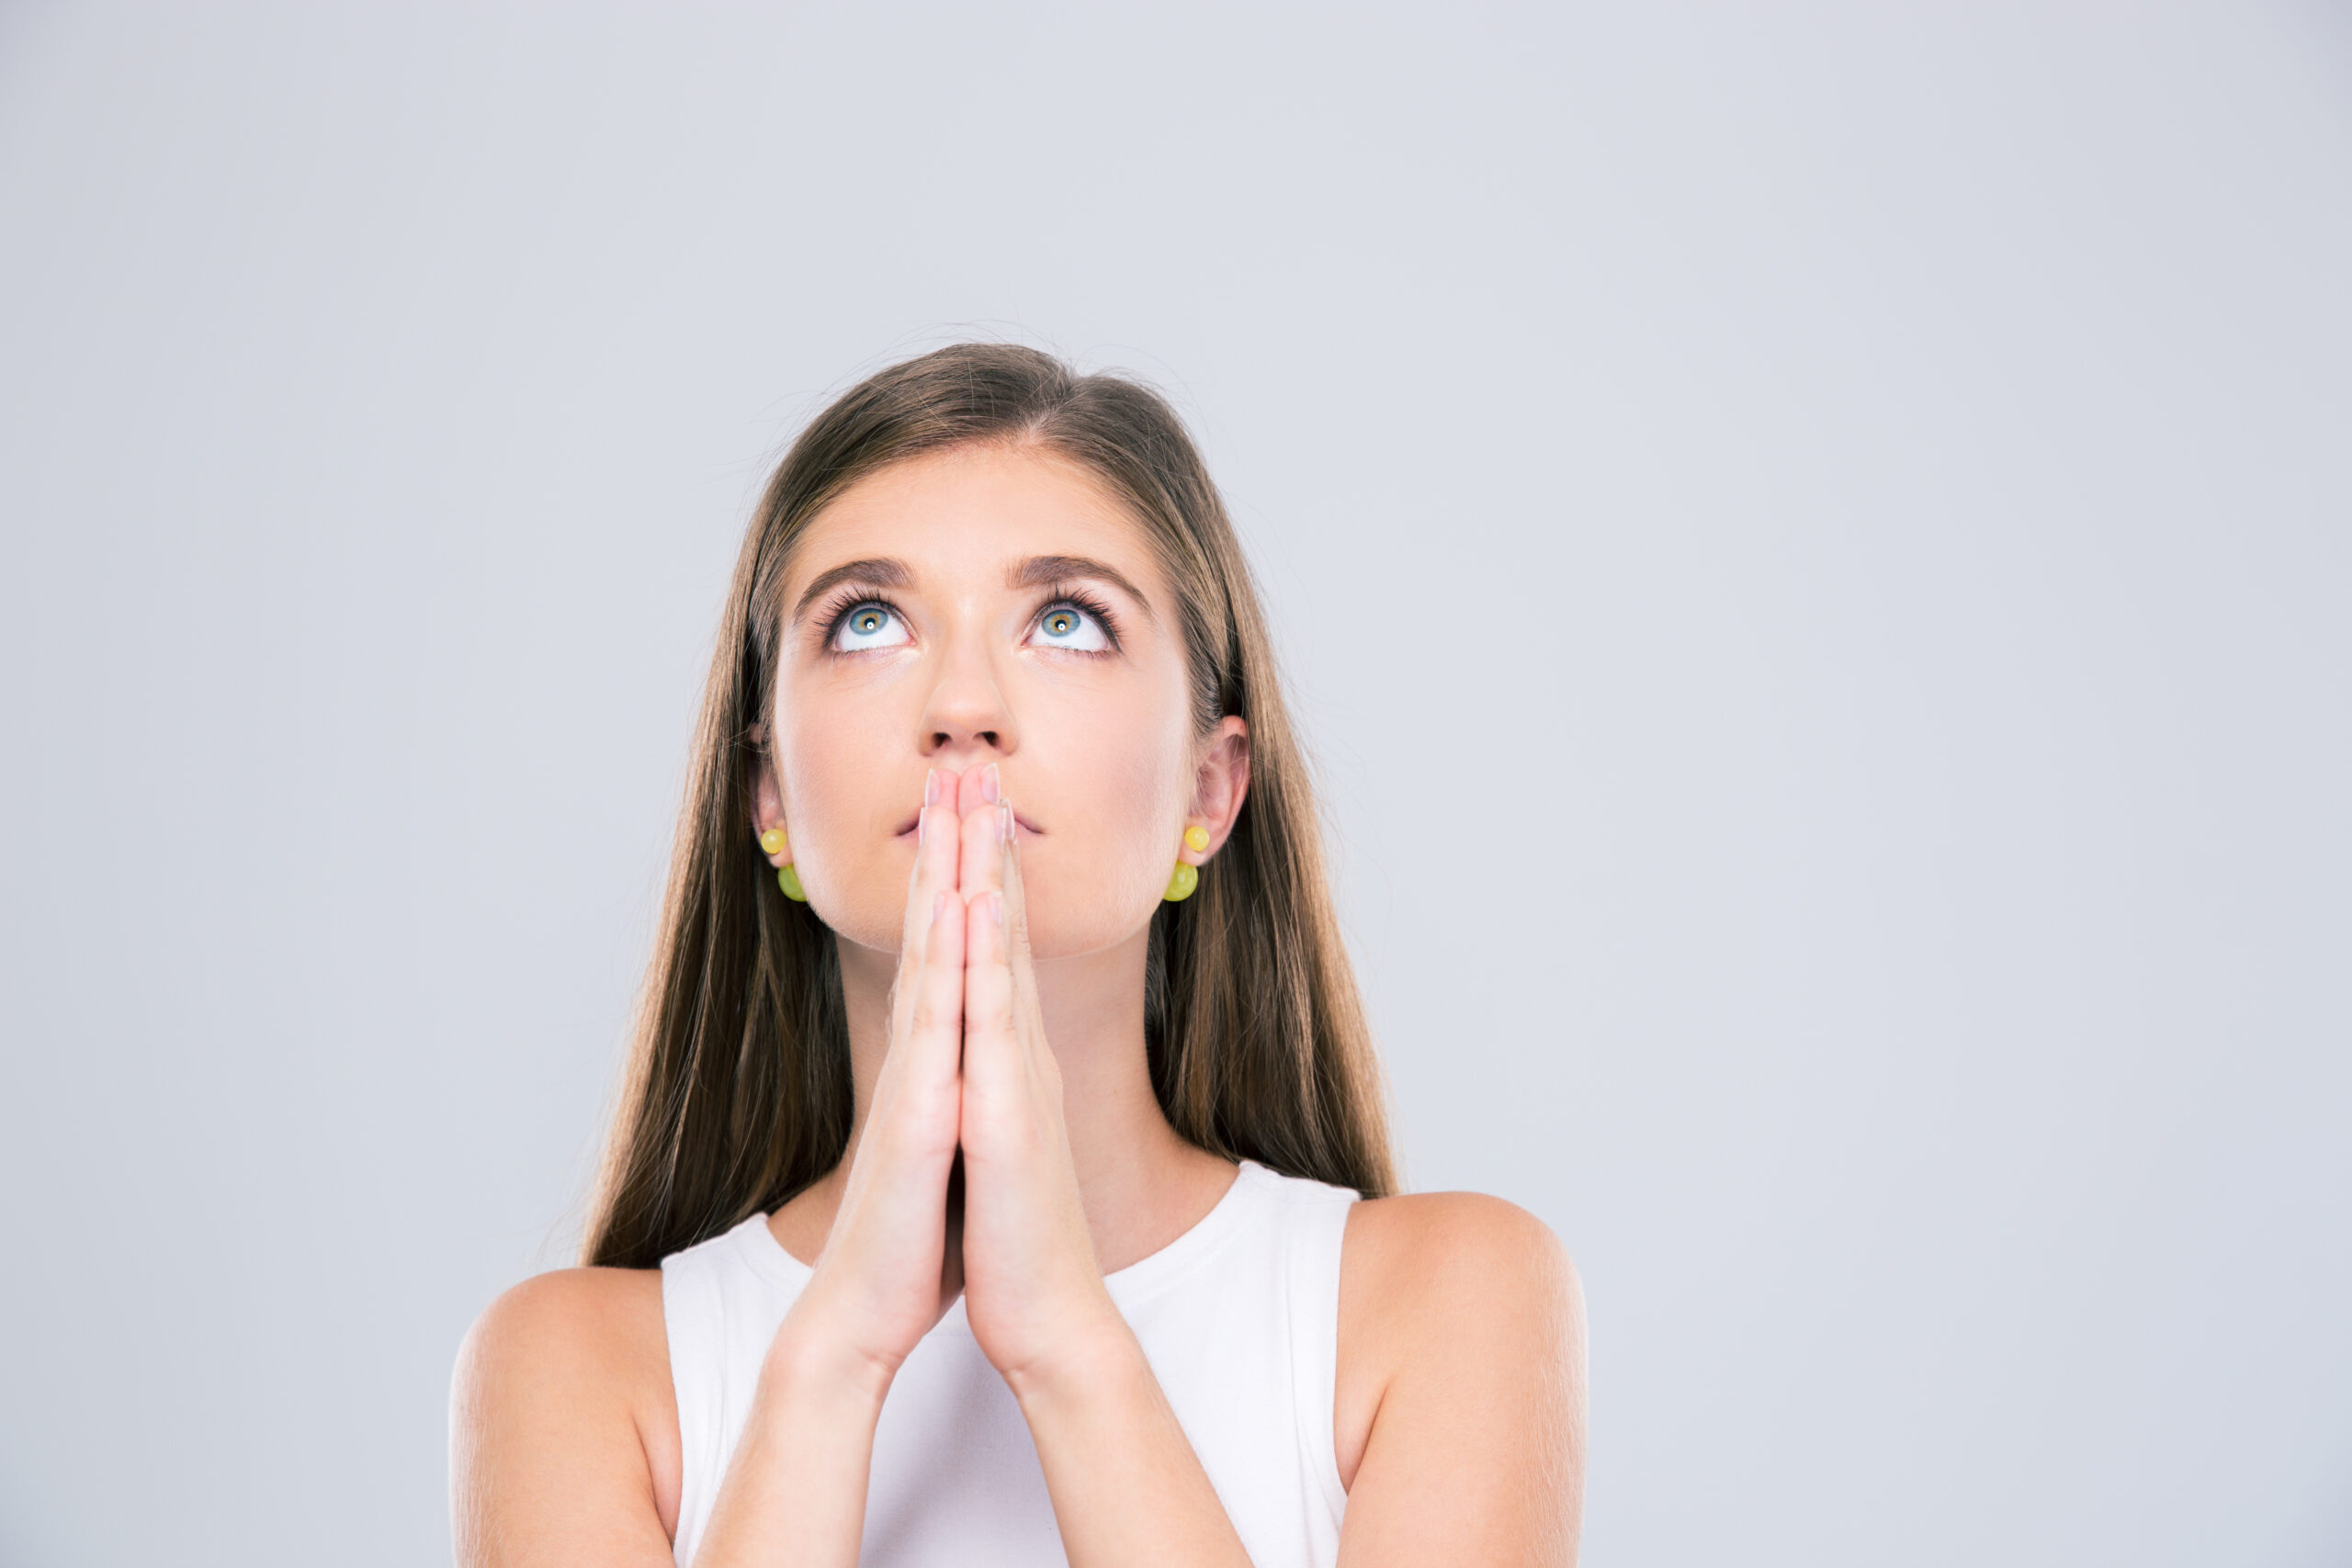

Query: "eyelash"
left=1033, top=584, right=1122, bottom=654
left=815, top=588, right=904, bottom=654
left=811, top=585, right=1124, bottom=654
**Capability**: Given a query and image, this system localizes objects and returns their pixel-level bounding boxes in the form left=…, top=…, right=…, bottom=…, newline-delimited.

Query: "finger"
left=906, top=884, right=967, bottom=1070
left=958, top=780, right=1009, bottom=903
left=998, top=807, right=1044, bottom=1014
left=860, top=872, right=966, bottom=1169
left=999, top=804, right=1033, bottom=955
left=994, top=808, right=1050, bottom=1076
left=891, top=769, right=961, bottom=1027
left=960, top=886, right=1018, bottom=1059
left=955, top=760, right=993, bottom=822
left=859, top=884, right=964, bottom=1203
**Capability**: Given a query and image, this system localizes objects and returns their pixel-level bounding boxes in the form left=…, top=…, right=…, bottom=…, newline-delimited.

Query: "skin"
left=449, top=443, right=1589, bottom=1565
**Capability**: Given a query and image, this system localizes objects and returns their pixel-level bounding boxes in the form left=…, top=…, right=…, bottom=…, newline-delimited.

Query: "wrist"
left=1000, top=1299, right=1148, bottom=1415
left=763, top=1296, right=899, bottom=1418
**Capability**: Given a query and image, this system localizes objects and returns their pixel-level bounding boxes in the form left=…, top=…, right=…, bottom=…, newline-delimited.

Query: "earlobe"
left=748, top=753, right=805, bottom=900
left=755, top=821, right=807, bottom=900
left=1169, top=721, right=1248, bottom=902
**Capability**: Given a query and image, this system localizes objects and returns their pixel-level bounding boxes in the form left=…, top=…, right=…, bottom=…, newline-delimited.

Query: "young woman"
left=449, top=344, right=1587, bottom=1566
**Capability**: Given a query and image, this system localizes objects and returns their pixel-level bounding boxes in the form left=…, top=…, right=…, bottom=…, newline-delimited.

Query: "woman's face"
left=760, top=442, right=1245, bottom=961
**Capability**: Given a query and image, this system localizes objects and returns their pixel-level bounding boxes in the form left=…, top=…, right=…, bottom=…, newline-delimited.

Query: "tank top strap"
left=662, top=1213, right=811, bottom=1567
left=1261, top=1165, right=1359, bottom=1528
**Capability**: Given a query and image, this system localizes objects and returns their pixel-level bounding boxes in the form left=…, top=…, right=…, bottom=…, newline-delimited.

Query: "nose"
left=918, top=635, right=1017, bottom=768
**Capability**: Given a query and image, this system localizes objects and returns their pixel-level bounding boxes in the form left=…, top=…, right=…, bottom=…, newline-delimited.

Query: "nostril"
left=923, top=730, right=1005, bottom=757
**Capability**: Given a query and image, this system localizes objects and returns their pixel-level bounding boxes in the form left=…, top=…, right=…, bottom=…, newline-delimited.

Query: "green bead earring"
left=1170, top=827, right=1223, bottom=902
left=1165, top=823, right=1212, bottom=901
left=760, top=824, right=808, bottom=902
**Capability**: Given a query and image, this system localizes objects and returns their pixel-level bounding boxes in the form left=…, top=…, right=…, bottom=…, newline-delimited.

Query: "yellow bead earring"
left=1164, top=824, right=1212, bottom=902
left=759, top=825, right=807, bottom=902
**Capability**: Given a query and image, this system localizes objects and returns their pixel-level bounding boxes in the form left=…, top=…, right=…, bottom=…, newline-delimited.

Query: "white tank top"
left=660, top=1160, right=1358, bottom=1567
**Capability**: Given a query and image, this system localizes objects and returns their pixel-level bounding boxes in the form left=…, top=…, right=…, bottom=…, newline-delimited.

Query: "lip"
left=891, top=811, right=1042, bottom=838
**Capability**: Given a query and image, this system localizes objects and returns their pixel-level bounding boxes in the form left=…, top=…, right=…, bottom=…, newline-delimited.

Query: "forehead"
left=787, top=444, right=1163, bottom=593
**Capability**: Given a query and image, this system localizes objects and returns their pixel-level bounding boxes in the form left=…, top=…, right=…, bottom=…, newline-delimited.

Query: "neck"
left=819, top=925, right=1234, bottom=1272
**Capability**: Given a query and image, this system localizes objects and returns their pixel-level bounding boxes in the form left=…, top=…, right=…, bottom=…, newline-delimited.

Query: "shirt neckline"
left=729, top=1159, right=1273, bottom=1330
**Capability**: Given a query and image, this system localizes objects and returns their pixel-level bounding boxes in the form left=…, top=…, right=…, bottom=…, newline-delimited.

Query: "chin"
left=797, top=859, right=918, bottom=955
left=797, top=849, right=1164, bottom=963
left=1019, top=882, right=1164, bottom=963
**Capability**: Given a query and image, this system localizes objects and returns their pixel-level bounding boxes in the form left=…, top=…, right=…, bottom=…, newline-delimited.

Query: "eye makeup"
left=810, top=579, right=1129, bottom=659
left=813, top=585, right=907, bottom=655
left=1025, top=582, right=1123, bottom=654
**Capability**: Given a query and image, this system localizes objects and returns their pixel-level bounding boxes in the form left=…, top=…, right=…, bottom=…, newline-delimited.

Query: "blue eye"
left=1031, top=602, right=1111, bottom=651
left=832, top=603, right=910, bottom=651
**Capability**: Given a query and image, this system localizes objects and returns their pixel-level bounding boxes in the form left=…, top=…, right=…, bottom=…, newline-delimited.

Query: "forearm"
left=688, top=1308, right=891, bottom=1568
left=1010, top=1318, right=1255, bottom=1568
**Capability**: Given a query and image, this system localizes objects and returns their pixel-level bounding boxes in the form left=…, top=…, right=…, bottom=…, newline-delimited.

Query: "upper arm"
left=1334, top=1193, right=1588, bottom=1568
left=449, top=1267, right=683, bottom=1568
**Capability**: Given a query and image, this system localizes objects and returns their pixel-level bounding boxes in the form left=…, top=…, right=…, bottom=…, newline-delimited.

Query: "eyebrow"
left=790, top=557, right=910, bottom=626
left=1010, top=555, right=1158, bottom=621
left=787, top=552, right=1159, bottom=626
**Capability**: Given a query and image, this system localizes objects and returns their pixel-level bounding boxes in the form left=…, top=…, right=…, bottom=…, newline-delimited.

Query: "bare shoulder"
left=1334, top=1193, right=1587, bottom=1561
left=451, top=1268, right=681, bottom=1565
left=456, top=1265, right=670, bottom=1411
left=1344, top=1190, right=1582, bottom=1318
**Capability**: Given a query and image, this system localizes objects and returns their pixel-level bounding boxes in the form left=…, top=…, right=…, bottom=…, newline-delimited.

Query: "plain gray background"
left=2, top=3, right=2346, bottom=1563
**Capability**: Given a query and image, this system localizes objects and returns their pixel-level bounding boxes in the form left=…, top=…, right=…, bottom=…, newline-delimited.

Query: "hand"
left=774, top=769, right=969, bottom=1392
left=951, top=763, right=1127, bottom=1389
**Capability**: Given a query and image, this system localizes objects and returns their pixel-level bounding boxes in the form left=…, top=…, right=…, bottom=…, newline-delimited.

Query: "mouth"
left=891, top=811, right=1042, bottom=839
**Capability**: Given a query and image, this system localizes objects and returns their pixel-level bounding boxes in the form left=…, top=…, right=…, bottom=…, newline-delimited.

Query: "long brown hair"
left=583, top=344, right=1396, bottom=1269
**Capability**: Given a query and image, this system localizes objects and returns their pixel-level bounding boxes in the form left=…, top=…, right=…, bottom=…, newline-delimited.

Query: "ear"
left=1181, top=716, right=1250, bottom=864
left=748, top=724, right=788, bottom=859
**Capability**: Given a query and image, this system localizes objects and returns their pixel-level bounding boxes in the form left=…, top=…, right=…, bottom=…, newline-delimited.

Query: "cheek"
left=1018, top=705, right=1193, bottom=959
left=774, top=691, right=917, bottom=950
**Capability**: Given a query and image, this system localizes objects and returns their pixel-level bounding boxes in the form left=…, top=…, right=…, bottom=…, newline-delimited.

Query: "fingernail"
left=924, top=769, right=940, bottom=807
left=990, top=891, right=1004, bottom=927
left=1000, top=799, right=1013, bottom=846
left=981, top=763, right=1001, bottom=805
